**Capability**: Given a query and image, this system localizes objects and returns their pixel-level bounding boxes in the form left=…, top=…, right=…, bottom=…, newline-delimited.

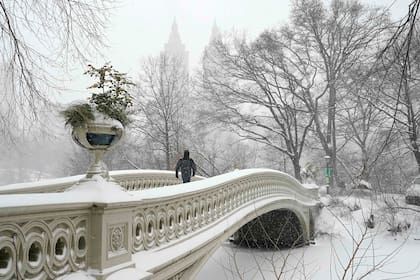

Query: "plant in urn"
left=61, top=63, right=134, bottom=180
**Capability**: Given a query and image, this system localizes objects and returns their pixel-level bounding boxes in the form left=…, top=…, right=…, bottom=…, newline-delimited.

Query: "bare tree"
left=134, top=54, right=189, bottom=170
left=198, top=31, right=315, bottom=181
left=370, top=14, right=420, bottom=174
left=193, top=133, right=258, bottom=176
left=0, top=0, right=115, bottom=131
left=289, top=0, right=391, bottom=187
left=335, top=65, right=398, bottom=186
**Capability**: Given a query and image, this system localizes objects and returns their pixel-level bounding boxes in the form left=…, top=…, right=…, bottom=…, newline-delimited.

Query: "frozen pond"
left=197, top=236, right=420, bottom=280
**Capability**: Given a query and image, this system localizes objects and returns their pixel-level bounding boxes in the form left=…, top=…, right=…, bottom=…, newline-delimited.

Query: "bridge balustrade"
left=0, top=169, right=318, bottom=280
left=0, top=198, right=91, bottom=279
left=0, top=170, right=203, bottom=194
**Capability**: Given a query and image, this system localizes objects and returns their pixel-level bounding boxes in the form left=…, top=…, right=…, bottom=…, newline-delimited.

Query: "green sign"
left=324, top=168, right=332, bottom=177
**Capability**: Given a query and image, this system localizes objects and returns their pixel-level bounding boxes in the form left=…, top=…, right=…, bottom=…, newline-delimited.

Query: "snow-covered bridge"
left=0, top=169, right=319, bottom=280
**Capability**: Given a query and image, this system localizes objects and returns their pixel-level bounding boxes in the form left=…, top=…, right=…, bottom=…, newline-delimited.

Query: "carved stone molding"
left=111, top=226, right=124, bottom=251
left=108, top=224, right=127, bottom=258
left=0, top=215, right=87, bottom=280
left=170, top=268, right=187, bottom=280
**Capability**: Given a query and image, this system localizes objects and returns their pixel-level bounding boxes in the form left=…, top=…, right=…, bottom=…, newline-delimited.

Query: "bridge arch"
left=171, top=196, right=316, bottom=280
left=232, top=208, right=307, bottom=249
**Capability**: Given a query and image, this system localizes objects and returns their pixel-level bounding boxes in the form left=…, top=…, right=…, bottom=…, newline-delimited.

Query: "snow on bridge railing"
left=0, top=170, right=204, bottom=194
left=0, top=168, right=319, bottom=279
left=111, top=170, right=204, bottom=190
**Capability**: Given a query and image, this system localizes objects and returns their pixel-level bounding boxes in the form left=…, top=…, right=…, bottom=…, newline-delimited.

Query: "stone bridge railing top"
left=0, top=168, right=317, bottom=207
left=0, top=170, right=203, bottom=194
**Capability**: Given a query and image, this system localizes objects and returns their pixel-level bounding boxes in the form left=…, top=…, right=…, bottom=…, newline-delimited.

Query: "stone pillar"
left=88, top=204, right=134, bottom=279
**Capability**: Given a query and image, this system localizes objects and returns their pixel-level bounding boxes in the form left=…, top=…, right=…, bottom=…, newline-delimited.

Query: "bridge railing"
left=111, top=170, right=204, bottom=190
left=0, top=194, right=91, bottom=280
left=0, top=170, right=204, bottom=194
left=0, top=169, right=318, bottom=279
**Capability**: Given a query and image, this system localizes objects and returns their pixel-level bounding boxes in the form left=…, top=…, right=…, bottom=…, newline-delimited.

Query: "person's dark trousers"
left=182, top=173, right=191, bottom=183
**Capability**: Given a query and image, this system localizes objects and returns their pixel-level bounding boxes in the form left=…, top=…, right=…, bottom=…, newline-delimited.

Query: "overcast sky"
left=59, top=0, right=409, bottom=103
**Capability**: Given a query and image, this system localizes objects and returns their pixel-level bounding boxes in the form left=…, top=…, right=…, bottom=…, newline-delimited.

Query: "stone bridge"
left=0, top=169, right=319, bottom=280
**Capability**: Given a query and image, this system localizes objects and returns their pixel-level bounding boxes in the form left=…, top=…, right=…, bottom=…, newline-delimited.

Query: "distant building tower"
left=162, top=19, right=189, bottom=72
left=209, top=20, right=222, bottom=43
left=204, top=20, right=222, bottom=63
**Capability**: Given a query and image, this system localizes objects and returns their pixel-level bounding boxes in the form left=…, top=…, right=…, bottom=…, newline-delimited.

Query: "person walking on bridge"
left=175, top=150, right=196, bottom=183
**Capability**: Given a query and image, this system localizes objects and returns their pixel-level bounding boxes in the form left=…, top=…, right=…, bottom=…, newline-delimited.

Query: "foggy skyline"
left=58, top=0, right=408, bottom=103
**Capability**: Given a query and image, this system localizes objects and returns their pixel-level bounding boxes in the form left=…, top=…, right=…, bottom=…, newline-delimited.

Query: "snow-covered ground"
left=197, top=193, right=420, bottom=280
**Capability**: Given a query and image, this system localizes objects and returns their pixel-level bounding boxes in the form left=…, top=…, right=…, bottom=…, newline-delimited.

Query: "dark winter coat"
left=175, top=150, right=196, bottom=183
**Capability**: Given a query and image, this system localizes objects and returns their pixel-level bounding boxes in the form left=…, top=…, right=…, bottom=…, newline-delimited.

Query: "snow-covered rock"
left=405, top=177, right=420, bottom=206
left=355, top=179, right=372, bottom=190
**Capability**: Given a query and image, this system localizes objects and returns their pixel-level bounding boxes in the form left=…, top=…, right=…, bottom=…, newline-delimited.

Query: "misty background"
left=0, top=0, right=415, bottom=194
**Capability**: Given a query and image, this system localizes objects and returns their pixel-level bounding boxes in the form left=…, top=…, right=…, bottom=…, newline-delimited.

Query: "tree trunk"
left=360, top=156, right=370, bottom=181
left=327, top=76, right=337, bottom=188
left=292, top=157, right=302, bottom=182
left=165, top=121, right=170, bottom=170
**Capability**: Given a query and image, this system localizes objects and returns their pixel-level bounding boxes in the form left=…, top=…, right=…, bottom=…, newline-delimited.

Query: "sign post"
left=324, top=155, right=331, bottom=194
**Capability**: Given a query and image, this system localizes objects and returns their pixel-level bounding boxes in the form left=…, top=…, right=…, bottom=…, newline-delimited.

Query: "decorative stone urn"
left=72, top=114, right=124, bottom=181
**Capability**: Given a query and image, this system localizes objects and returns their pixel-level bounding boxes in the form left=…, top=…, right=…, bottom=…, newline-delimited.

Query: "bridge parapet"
left=0, top=199, right=91, bottom=279
left=0, top=170, right=203, bottom=194
left=130, top=169, right=318, bottom=253
left=0, top=169, right=319, bottom=280
left=111, top=170, right=203, bottom=191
